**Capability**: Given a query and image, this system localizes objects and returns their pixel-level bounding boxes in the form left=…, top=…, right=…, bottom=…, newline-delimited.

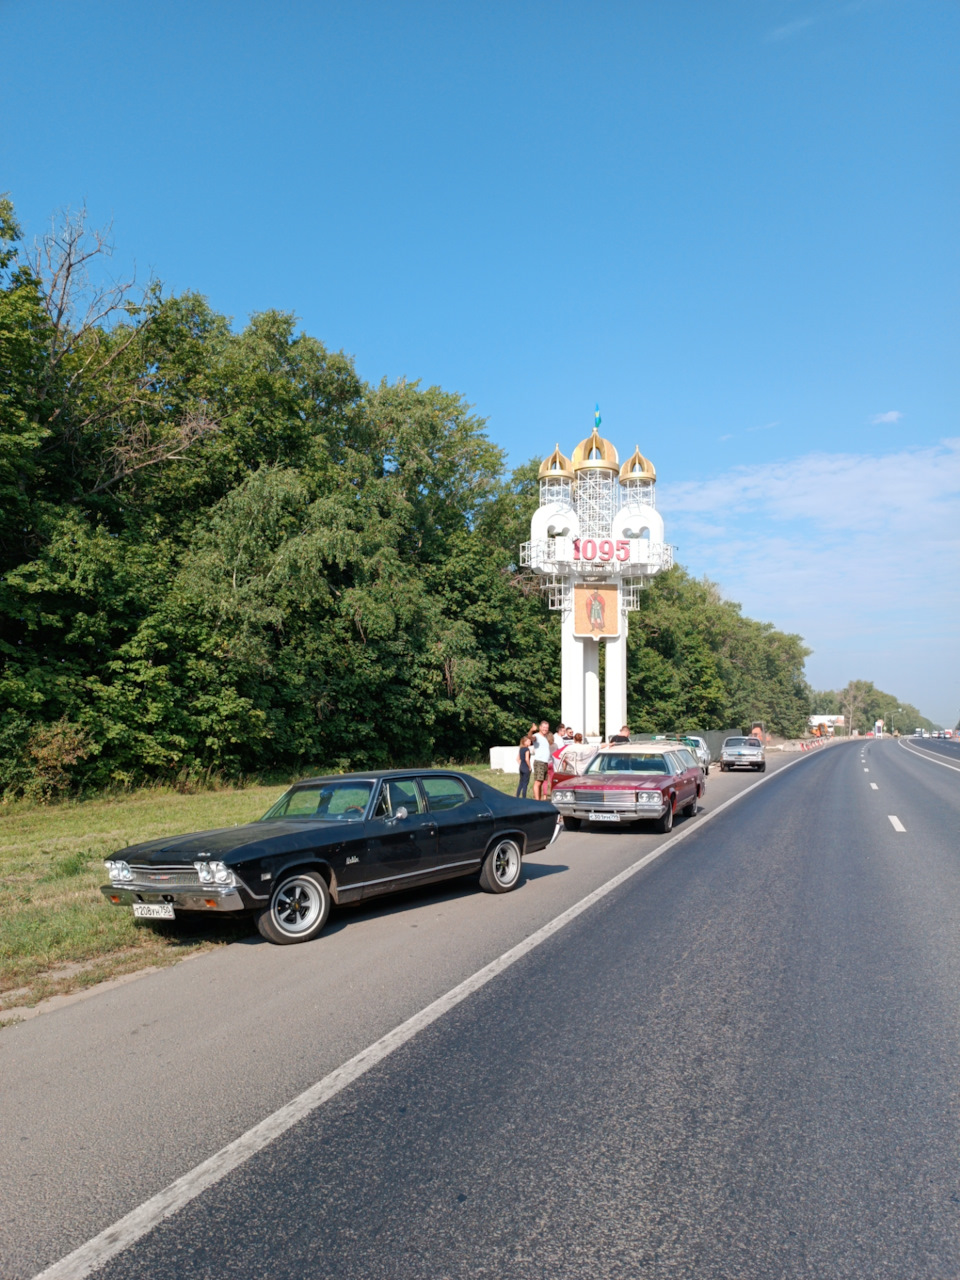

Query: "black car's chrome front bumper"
left=100, top=885, right=247, bottom=912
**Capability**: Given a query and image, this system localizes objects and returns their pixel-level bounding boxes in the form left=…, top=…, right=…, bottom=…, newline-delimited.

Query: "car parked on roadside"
left=719, top=736, right=766, bottom=772
left=681, top=734, right=711, bottom=774
left=101, top=771, right=561, bottom=945
left=551, top=741, right=705, bottom=834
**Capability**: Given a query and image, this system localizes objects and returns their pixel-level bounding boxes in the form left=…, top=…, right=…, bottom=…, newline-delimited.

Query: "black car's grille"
left=128, top=864, right=202, bottom=887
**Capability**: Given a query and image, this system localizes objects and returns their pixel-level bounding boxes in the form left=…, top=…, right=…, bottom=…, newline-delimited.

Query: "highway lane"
left=0, top=751, right=809, bottom=1279
left=34, top=736, right=960, bottom=1280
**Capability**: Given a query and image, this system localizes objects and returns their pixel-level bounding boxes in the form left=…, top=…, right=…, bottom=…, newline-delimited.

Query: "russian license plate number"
left=589, top=812, right=620, bottom=822
left=132, top=903, right=175, bottom=919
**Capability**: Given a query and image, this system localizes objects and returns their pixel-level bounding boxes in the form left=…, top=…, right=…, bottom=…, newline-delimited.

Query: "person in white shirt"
left=531, top=720, right=553, bottom=800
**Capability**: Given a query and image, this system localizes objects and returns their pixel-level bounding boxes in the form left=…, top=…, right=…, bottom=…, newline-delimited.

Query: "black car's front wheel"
left=479, top=838, right=523, bottom=893
left=256, top=870, right=331, bottom=944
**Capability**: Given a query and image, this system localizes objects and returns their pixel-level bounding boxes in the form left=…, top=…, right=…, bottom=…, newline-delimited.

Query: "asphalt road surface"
left=5, top=738, right=960, bottom=1278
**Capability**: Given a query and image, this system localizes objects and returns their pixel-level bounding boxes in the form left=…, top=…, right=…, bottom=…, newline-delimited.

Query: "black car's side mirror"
left=392, top=806, right=409, bottom=822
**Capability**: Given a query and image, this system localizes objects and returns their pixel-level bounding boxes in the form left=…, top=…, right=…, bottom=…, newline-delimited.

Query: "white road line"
left=870, top=783, right=878, bottom=790
left=32, top=748, right=827, bottom=1280
left=898, top=739, right=960, bottom=774
left=863, top=768, right=869, bottom=772
left=888, top=815, right=906, bottom=832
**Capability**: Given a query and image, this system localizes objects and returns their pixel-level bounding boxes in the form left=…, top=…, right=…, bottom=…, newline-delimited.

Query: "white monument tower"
left=521, top=417, right=672, bottom=739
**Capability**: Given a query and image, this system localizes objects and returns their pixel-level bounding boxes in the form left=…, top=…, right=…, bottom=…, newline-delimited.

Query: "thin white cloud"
left=660, top=439, right=960, bottom=722
left=871, top=410, right=902, bottom=424
left=745, top=419, right=779, bottom=434
left=765, top=15, right=818, bottom=42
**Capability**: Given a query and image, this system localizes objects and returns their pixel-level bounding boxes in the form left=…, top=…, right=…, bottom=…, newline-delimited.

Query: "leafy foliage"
left=812, top=681, right=936, bottom=735
left=0, top=197, right=817, bottom=797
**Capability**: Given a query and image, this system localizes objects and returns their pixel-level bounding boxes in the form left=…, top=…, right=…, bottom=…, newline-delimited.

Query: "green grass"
left=0, top=764, right=518, bottom=1010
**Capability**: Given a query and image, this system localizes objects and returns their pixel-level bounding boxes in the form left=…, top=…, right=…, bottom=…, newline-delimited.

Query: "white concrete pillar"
left=605, top=610, right=628, bottom=739
left=584, top=639, right=600, bottom=739
left=560, top=607, right=584, bottom=735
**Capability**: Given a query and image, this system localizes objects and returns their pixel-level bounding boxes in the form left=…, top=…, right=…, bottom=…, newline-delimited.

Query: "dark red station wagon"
left=550, top=742, right=705, bottom=834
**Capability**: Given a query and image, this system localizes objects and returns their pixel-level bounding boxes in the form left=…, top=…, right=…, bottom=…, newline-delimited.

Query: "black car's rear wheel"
left=479, top=838, right=523, bottom=893
left=562, top=816, right=582, bottom=831
left=256, top=870, right=331, bottom=944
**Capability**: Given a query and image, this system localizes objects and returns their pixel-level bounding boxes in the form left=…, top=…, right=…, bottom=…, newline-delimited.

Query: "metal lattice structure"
left=539, top=476, right=573, bottom=510
left=542, top=574, right=568, bottom=611
left=621, top=479, right=656, bottom=509
left=574, top=467, right=620, bottom=540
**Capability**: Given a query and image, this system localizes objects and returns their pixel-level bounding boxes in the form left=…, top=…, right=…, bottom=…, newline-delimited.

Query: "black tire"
left=759, top=762, right=766, bottom=773
left=683, top=792, right=699, bottom=818
left=562, top=816, right=582, bottom=832
left=479, top=838, right=523, bottom=893
left=256, top=870, right=331, bottom=945
left=653, top=800, right=674, bottom=834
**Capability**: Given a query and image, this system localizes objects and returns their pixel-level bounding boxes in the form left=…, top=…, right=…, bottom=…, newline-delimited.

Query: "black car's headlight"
left=104, top=860, right=134, bottom=882
left=194, top=860, right=238, bottom=886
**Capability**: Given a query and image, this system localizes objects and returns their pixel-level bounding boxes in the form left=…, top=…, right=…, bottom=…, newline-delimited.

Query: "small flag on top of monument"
left=595, top=404, right=601, bottom=430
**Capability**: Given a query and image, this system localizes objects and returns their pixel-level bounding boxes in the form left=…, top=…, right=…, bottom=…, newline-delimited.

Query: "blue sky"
left=2, top=0, right=958, bottom=722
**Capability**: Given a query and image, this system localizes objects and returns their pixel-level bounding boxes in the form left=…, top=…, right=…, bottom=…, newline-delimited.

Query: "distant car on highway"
left=719, top=736, right=766, bottom=772
left=101, top=771, right=561, bottom=944
left=551, top=741, right=704, bottom=834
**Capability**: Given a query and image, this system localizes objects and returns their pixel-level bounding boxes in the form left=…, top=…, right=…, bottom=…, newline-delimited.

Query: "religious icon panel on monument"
left=573, top=583, right=620, bottom=638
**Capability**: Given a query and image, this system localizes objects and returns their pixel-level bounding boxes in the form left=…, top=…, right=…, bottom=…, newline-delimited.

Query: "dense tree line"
left=1, top=199, right=813, bottom=799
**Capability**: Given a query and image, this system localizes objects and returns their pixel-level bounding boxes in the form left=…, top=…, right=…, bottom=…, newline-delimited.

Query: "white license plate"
left=589, top=812, right=620, bottom=822
left=132, top=903, right=175, bottom=919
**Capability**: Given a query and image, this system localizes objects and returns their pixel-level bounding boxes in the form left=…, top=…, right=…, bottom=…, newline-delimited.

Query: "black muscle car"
left=101, top=770, right=561, bottom=944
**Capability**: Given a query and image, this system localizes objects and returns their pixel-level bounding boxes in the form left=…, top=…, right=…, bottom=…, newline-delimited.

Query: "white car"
left=682, top=735, right=711, bottom=774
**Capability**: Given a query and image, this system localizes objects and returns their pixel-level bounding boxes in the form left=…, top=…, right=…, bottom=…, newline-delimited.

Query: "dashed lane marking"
left=888, top=815, right=906, bottom=832
left=870, top=783, right=878, bottom=790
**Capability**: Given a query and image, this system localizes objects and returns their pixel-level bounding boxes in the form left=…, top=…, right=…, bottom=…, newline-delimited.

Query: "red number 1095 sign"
left=573, top=539, right=630, bottom=563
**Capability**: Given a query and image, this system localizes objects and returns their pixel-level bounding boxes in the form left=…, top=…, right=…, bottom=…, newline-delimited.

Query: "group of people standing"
left=516, top=721, right=592, bottom=800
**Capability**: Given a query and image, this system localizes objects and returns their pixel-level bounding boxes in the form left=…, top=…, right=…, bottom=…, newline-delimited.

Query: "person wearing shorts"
left=532, top=721, right=553, bottom=800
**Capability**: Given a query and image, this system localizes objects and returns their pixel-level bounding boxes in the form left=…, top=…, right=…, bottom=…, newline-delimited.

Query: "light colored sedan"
left=720, top=736, right=766, bottom=772
left=682, top=735, right=711, bottom=774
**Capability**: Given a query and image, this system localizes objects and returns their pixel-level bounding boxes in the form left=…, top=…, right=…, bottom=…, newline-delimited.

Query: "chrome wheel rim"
left=492, top=840, right=521, bottom=886
left=272, top=877, right=323, bottom=935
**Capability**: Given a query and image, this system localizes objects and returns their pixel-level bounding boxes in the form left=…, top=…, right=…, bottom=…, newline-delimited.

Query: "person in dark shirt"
left=516, top=735, right=532, bottom=798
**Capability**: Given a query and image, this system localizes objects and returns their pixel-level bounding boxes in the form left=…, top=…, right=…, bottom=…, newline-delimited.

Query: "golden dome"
left=619, top=446, right=656, bottom=484
left=572, top=428, right=619, bottom=473
left=538, top=443, right=575, bottom=481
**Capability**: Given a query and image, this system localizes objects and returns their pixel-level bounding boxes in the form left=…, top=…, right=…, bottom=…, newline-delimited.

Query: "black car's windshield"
left=260, top=781, right=373, bottom=822
left=587, top=753, right=669, bottom=774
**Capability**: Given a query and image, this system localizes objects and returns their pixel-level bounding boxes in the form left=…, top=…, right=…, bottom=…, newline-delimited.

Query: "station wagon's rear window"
left=261, top=781, right=373, bottom=821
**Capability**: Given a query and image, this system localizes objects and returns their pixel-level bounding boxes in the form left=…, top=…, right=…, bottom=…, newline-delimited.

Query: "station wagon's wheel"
left=479, top=838, right=523, bottom=894
left=653, top=799, right=674, bottom=834
left=683, top=792, right=699, bottom=818
left=256, top=870, right=331, bottom=945
left=562, top=816, right=582, bottom=832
